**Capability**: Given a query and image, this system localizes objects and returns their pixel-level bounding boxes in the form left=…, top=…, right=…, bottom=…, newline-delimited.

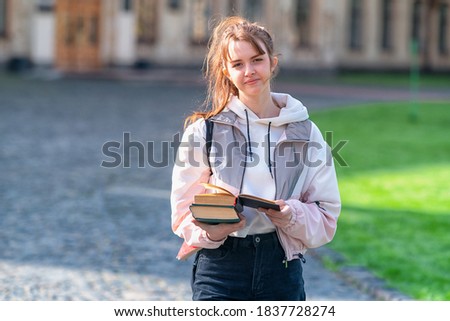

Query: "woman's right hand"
left=192, top=213, right=246, bottom=242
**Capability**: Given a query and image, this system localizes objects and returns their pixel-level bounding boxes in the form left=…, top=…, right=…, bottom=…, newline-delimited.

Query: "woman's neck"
left=239, top=91, right=280, bottom=119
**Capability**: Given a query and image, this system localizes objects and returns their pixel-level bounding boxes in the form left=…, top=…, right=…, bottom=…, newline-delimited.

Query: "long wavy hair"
left=184, top=16, right=277, bottom=127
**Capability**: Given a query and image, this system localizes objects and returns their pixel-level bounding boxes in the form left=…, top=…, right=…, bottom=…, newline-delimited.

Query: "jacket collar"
left=210, top=110, right=310, bottom=142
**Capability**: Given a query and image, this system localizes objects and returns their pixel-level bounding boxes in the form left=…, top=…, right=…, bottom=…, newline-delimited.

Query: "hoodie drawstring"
left=267, top=121, right=273, bottom=179
left=244, top=109, right=253, bottom=161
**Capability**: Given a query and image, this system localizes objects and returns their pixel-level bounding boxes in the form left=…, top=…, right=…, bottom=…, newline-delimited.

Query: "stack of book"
left=190, top=183, right=280, bottom=224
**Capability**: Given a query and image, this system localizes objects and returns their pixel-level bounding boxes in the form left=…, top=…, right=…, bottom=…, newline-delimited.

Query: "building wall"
left=337, top=0, right=410, bottom=69
left=8, top=0, right=33, bottom=58
left=0, top=0, right=11, bottom=62
left=1, top=0, right=449, bottom=72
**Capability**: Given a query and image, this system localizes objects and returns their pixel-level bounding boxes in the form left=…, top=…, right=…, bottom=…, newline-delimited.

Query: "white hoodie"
left=226, top=93, right=309, bottom=236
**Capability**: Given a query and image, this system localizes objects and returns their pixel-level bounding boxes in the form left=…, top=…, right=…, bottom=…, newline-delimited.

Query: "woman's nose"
left=245, top=65, right=255, bottom=76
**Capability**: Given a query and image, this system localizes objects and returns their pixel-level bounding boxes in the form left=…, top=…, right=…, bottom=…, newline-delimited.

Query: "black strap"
left=205, top=118, right=214, bottom=171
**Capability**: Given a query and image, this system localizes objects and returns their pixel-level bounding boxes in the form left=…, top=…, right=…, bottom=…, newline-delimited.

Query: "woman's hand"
left=259, top=200, right=293, bottom=229
left=192, top=213, right=247, bottom=242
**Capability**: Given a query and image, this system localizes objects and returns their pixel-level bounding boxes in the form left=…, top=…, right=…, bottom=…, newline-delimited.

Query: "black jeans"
left=191, top=232, right=306, bottom=301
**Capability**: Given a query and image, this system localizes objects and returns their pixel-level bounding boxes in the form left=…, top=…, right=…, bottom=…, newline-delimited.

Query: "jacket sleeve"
left=283, top=123, right=341, bottom=249
left=170, top=119, right=227, bottom=249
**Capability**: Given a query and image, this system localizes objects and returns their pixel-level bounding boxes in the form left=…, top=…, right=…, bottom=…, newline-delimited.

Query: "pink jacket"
left=171, top=94, right=341, bottom=261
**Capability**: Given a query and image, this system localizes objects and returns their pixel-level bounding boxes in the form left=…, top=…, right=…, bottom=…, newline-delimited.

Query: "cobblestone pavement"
left=3, top=70, right=441, bottom=300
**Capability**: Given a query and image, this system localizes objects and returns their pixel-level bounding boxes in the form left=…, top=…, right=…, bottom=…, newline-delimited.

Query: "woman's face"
left=224, top=39, right=277, bottom=99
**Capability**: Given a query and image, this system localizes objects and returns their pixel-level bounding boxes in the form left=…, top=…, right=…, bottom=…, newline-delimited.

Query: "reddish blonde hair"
left=185, top=16, right=277, bottom=127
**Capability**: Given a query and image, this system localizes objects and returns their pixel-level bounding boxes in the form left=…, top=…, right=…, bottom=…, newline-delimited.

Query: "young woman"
left=171, top=16, right=341, bottom=301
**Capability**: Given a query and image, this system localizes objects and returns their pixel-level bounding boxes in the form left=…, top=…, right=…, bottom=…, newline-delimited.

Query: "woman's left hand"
left=192, top=213, right=247, bottom=242
left=259, top=200, right=293, bottom=229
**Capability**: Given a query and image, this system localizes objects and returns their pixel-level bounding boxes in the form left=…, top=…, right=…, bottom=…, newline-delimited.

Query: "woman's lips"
left=245, top=78, right=259, bottom=85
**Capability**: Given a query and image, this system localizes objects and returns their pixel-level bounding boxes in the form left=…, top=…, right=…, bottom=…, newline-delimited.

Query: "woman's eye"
left=232, top=63, right=242, bottom=68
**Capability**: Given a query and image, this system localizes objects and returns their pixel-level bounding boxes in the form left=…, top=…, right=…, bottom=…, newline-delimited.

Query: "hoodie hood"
left=227, top=92, right=309, bottom=127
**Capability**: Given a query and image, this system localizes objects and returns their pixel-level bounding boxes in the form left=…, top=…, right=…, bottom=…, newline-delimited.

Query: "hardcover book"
left=189, top=183, right=280, bottom=224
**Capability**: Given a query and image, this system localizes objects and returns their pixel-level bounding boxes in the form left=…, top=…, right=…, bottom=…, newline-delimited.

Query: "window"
left=122, top=0, right=132, bottom=11
left=89, top=16, right=99, bottom=45
left=0, top=0, right=6, bottom=38
left=411, top=0, right=421, bottom=42
left=168, top=0, right=180, bottom=10
left=36, top=0, right=54, bottom=12
left=245, top=0, right=263, bottom=22
left=228, top=0, right=238, bottom=16
left=295, top=0, right=311, bottom=48
left=348, top=0, right=363, bottom=50
left=137, top=0, right=158, bottom=45
left=381, top=0, right=393, bottom=51
left=438, top=3, right=448, bottom=55
left=190, top=0, right=211, bottom=45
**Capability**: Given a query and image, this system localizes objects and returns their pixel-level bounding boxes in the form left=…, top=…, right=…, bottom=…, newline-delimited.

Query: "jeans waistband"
left=224, top=232, right=279, bottom=249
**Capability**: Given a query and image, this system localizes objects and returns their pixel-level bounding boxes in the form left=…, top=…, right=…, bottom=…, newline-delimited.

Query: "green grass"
left=310, top=101, right=450, bottom=300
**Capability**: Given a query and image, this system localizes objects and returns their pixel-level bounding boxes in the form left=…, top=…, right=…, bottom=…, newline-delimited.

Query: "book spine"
left=235, top=198, right=243, bottom=213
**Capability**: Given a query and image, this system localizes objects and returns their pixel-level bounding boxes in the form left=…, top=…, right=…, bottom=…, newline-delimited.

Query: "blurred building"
left=0, top=0, right=449, bottom=72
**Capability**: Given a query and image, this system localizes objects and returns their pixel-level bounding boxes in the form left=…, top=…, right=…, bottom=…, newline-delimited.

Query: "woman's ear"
left=271, top=56, right=279, bottom=73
